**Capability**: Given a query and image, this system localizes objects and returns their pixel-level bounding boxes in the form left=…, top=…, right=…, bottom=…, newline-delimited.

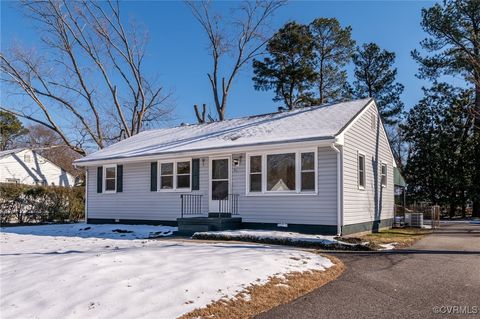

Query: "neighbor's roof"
left=0, top=148, right=26, bottom=159
left=75, top=98, right=372, bottom=165
left=394, top=167, right=407, bottom=187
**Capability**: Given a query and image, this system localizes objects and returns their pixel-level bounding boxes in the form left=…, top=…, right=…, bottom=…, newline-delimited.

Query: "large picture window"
left=267, top=153, right=296, bottom=191
left=159, top=159, right=191, bottom=191
left=104, top=165, right=117, bottom=192
left=247, top=150, right=317, bottom=195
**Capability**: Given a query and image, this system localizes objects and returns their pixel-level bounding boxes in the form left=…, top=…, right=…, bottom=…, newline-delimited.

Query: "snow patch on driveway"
left=0, top=225, right=333, bottom=319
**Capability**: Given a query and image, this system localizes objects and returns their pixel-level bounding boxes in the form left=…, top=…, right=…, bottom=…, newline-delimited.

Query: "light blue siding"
left=87, top=147, right=338, bottom=225
left=342, top=103, right=395, bottom=225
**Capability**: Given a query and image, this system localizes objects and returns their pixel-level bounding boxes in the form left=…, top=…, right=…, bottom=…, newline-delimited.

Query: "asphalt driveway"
left=256, top=223, right=480, bottom=319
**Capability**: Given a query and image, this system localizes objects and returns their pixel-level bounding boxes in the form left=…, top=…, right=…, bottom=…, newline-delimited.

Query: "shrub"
left=0, top=183, right=84, bottom=224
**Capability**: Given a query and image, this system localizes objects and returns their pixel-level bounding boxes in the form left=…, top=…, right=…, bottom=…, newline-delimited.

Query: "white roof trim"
left=336, top=99, right=397, bottom=167
left=75, top=139, right=335, bottom=167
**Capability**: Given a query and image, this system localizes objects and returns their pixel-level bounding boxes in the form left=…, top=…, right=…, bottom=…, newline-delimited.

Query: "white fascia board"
left=75, top=138, right=336, bottom=167
left=336, top=99, right=397, bottom=167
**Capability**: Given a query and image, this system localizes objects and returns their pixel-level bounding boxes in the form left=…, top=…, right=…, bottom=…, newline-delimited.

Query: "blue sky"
left=1, top=0, right=454, bottom=127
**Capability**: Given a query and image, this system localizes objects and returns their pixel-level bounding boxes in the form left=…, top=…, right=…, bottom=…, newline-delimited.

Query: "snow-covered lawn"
left=0, top=223, right=177, bottom=239
left=0, top=224, right=333, bottom=319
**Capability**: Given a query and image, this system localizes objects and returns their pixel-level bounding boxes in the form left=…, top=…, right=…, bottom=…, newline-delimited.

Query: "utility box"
left=405, top=213, right=423, bottom=228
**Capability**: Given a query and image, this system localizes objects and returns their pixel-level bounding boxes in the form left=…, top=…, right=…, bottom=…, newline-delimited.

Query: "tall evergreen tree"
left=352, top=43, right=404, bottom=125
left=309, top=18, right=355, bottom=104
left=411, top=0, right=480, bottom=218
left=252, top=22, right=316, bottom=110
left=403, top=84, right=474, bottom=217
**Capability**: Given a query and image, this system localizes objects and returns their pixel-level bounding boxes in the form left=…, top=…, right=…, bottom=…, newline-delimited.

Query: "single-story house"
left=74, top=98, right=396, bottom=235
left=0, top=148, right=76, bottom=187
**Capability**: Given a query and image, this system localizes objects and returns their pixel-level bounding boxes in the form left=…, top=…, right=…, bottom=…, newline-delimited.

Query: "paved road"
left=256, top=223, right=480, bottom=319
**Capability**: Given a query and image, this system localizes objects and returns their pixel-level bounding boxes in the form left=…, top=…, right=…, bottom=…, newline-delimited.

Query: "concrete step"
left=177, top=216, right=242, bottom=234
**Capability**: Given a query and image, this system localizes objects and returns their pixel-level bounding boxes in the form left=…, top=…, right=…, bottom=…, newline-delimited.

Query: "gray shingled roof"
left=75, top=98, right=371, bottom=164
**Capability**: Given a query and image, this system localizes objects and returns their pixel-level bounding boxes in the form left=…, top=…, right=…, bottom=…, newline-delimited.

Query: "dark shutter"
left=150, top=162, right=157, bottom=191
left=97, top=166, right=103, bottom=193
left=117, top=165, right=123, bottom=192
left=192, top=158, right=200, bottom=190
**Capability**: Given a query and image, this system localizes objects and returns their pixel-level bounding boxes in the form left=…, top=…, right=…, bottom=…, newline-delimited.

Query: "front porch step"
left=176, top=216, right=242, bottom=236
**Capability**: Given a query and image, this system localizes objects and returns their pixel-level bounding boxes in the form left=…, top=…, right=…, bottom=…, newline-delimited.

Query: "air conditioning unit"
left=405, top=213, right=423, bottom=228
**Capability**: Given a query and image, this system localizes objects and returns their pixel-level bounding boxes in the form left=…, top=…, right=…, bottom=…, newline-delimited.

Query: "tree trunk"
left=472, top=83, right=480, bottom=218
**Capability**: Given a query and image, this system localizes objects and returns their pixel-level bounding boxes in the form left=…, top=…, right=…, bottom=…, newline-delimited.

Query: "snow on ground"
left=0, top=224, right=333, bottom=319
left=194, top=229, right=341, bottom=245
left=1, top=223, right=177, bottom=239
left=378, top=243, right=397, bottom=250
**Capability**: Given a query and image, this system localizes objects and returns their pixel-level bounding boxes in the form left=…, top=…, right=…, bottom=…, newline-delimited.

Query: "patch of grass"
left=179, top=255, right=345, bottom=319
left=353, top=227, right=432, bottom=249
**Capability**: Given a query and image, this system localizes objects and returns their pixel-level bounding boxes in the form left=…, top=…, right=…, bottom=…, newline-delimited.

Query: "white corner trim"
left=330, top=143, right=343, bottom=236
left=84, top=169, right=88, bottom=222
left=335, top=134, right=344, bottom=145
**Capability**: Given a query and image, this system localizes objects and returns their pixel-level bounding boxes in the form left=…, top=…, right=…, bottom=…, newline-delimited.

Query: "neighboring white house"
left=74, top=98, right=396, bottom=235
left=0, top=148, right=75, bottom=187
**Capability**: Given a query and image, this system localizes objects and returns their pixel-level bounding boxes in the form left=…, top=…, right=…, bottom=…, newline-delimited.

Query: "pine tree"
left=352, top=43, right=404, bottom=125
left=252, top=22, right=316, bottom=110
left=309, top=18, right=355, bottom=104
left=0, top=111, right=28, bottom=151
left=403, top=84, right=474, bottom=216
left=412, top=0, right=480, bottom=218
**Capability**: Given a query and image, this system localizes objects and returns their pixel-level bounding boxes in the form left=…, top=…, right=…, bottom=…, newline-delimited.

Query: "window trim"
left=357, top=151, right=366, bottom=190
left=381, top=161, right=388, bottom=188
left=157, top=158, right=192, bottom=192
left=103, top=164, right=117, bottom=194
left=245, top=148, right=318, bottom=196
left=248, top=155, right=262, bottom=193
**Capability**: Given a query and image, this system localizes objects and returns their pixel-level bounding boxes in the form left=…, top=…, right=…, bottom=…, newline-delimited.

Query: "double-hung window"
left=358, top=152, right=366, bottom=189
left=247, top=150, right=317, bottom=195
left=159, top=159, right=191, bottom=191
left=381, top=163, right=387, bottom=187
left=176, top=161, right=191, bottom=189
left=104, top=165, right=117, bottom=192
left=160, top=163, right=174, bottom=189
left=249, top=156, right=262, bottom=192
left=301, top=152, right=315, bottom=191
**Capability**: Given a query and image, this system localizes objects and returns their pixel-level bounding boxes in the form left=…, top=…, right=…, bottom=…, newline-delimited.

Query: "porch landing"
left=176, top=216, right=242, bottom=235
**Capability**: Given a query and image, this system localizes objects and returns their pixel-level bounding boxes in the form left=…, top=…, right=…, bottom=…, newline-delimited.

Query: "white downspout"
left=84, top=168, right=88, bottom=224
left=331, top=143, right=342, bottom=236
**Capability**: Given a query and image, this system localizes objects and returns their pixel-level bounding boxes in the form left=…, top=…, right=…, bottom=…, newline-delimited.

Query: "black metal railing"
left=216, top=194, right=239, bottom=215
left=180, top=194, right=203, bottom=218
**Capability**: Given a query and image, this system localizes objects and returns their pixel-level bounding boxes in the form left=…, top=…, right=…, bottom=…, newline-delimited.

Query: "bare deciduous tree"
left=186, top=0, right=285, bottom=122
left=0, top=0, right=172, bottom=155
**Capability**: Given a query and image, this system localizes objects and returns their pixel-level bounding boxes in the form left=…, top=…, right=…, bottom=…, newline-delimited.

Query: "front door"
left=209, top=157, right=231, bottom=212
